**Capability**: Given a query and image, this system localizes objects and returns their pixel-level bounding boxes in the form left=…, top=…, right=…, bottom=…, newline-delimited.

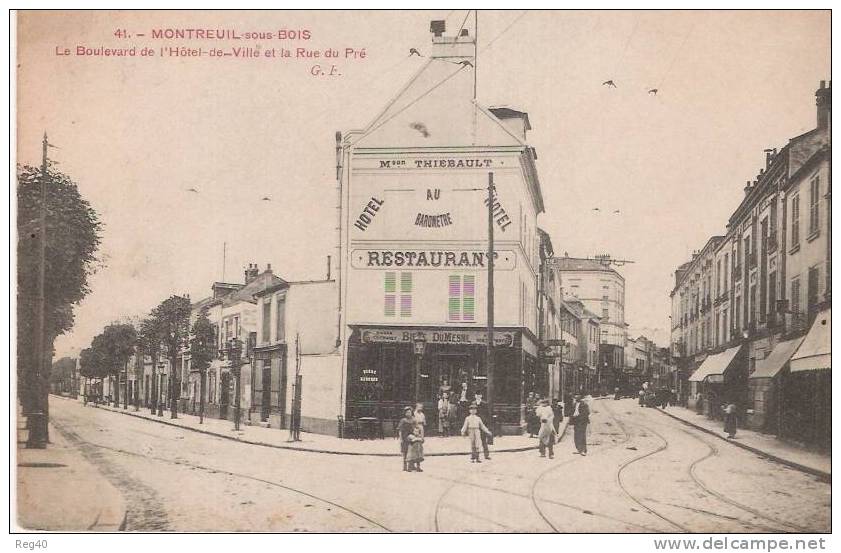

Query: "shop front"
left=346, top=326, right=536, bottom=434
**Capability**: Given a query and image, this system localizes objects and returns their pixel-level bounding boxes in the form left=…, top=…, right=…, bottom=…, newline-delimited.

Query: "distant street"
left=49, top=398, right=830, bottom=532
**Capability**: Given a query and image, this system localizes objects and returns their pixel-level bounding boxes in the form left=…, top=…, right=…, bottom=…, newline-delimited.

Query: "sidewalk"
left=656, top=404, right=830, bottom=481
left=16, top=407, right=127, bottom=531
left=82, top=397, right=565, bottom=456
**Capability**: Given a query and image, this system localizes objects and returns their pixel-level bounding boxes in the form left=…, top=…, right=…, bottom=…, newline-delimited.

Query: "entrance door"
left=261, top=361, right=271, bottom=421
left=437, top=354, right=470, bottom=399
left=220, top=373, right=231, bottom=419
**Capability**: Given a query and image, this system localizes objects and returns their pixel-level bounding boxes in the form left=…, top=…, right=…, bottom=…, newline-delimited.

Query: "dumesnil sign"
left=361, top=328, right=515, bottom=347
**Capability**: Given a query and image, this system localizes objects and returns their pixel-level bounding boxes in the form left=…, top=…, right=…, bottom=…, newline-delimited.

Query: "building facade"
left=338, top=21, right=545, bottom=434
left=670, top=81, right=830, bottom=447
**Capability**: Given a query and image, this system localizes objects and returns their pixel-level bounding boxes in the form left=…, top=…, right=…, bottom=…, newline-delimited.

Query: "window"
left=768, top=271, right=777, bottom=323
left=276, top=296, right=286, bottom=342
left=716, top=260, right=722, bottom=296
left=601, top=308, right=609, bottom=320
left=744, top=236, right=751, bottom=267
left=809, top=175, right=820, bottom=235
left=448, top=274, right=475, bottom=321
left=723, top=253, right=729, bottom=291
left=791, top=278, right=801, bottom=316
left=807, top=267, right=819, bottom=316
left=261, top=301, right=271, bottom=343
left=234, top=316, right=240, bottom=338
left=385, top=272, right=413, bottom=318
left=791, top=194, right=800, bottom=246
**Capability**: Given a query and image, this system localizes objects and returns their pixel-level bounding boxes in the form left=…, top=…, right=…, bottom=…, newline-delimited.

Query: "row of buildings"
left=68, top=20, right=664, bottom=437
left=670, top=81, right=831, bottom=449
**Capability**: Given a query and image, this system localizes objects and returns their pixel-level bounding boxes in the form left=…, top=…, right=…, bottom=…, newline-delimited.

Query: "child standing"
left=461, top=403, right=492, bottom=463
left=406, top=423, right=425, bottom=472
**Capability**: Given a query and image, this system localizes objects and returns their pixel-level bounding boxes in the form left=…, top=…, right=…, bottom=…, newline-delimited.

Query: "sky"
left=15, top=10, right=830, bottom=357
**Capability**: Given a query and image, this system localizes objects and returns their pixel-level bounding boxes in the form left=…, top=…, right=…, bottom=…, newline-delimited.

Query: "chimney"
left=744, top=180, right=752, bottom=196
left=244, top=263, right=259, bottom=284
left=816, top=80, right=831, bottom=129
left=764, top=148, right=774, bottom=169
left=266, top=263, right=272, bottom=273
left=429, top=18, right=475, bottom=60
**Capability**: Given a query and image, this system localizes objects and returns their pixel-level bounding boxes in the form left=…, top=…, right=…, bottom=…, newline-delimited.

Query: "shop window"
left=448, top=274, right=475, bottom=321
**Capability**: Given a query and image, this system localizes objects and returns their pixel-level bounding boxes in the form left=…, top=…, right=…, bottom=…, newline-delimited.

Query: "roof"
left=750, top=337, right=805, bottom=379
left=551, top=256, right=623, bottom=277
left=488, top=106, right=532, bottom=130
left=222, top=271, right=287, bottom=307
left=791, top=308, right=831, bottom=372
left=688, top=345, right=742, bottom=382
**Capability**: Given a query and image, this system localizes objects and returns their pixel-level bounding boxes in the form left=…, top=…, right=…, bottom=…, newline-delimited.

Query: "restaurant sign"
left=351, top=249, right=516, bottom=270
left=360, top=328, right=515, bottom=348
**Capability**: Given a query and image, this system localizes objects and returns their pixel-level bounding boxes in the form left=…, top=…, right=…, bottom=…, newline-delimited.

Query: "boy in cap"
left=398, top=406, right=415, bottom=471
left=461, top=403, right=492, bottom=463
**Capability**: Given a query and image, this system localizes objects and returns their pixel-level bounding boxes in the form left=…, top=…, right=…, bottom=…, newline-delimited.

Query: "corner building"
left=339, top=22, right=545, bottom=434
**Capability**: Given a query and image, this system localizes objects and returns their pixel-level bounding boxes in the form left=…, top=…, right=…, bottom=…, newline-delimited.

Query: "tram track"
left=53, top=419, right=393, bottom=532
left=681, top=427, right=811, bottom=533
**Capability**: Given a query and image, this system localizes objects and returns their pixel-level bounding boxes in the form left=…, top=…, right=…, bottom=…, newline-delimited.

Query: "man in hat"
left=474, top=391, right=492, bottom=459
left=570, top=394, right=590, bottom=455
left=398, top=406, right=415, bottom=471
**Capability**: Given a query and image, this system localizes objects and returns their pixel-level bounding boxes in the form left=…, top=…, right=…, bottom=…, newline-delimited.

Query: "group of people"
left=636, top=384, right=676, bottom=409
left=526, top=391, right=591, bottom=458
left=435, top=383, right=491, bottom=439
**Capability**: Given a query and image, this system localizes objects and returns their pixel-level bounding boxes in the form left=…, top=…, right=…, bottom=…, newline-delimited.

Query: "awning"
left=688, top=345, right=742, bottom=382
left=750, top=337, right=805, bottom=379
left=791, top=308, right=831, bottom=372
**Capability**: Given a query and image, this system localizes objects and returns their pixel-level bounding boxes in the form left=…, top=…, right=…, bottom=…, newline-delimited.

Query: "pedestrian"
left=526, top=391, right=538, bottom=437
left=447, top=393, right=459, bottom=436
left=406, top=420, right=425, bottom=472
left=638, top=389, right=645, bottom=407
left=456, top=381, right=470, bottom=423
left=614, top=387, right=621, bottom=401
left=570, top=394, right=590, bottom=455
left=536, top=399, right=556, bottom=459
left=461, top=403, right=492, bottom=463
left=474, top=391, right=492, bottom=459
left=398, top=406, right=415, bottom=472
left=438, top=392, right=452, bottom=436
left=722, top=403, right=738, bottom=439
left=413, top=402, right=426, bottom=439
left=552, top=399, right=563, bottom=435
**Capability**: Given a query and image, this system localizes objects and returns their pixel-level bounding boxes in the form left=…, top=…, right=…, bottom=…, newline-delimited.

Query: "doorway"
left=220, top=372, right=231, bottom=419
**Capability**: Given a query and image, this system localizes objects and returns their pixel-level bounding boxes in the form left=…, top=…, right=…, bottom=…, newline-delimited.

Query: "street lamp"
left=412, top=332, right=427, bottom=404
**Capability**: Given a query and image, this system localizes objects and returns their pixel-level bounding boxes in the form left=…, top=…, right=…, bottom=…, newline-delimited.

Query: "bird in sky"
left=602, top=80, right=617, bottom=88
left=459, top=60, right=474, bottom=68
left=261, top=197, right=271, bottom=201
left=592, top=207, right=601, bottom=212
left=648, top=88, right=658, bottom=95
left=409, top=48, right=422, bottom=57
left=185, top=187, right=199, bottom=193
left=614, top=209, right=621, bottom=214
left=409, top=122, right=430, bottom=138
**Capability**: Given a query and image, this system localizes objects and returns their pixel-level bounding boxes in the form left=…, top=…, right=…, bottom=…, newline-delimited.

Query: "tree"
left=79, top=345, right=108, bottom=402
left=98, top=324, right=137, bottom=408
left=50, top=357, right=76, bottom=395
left=190, top=307, right=215, bottom=424
left=139, top=316, right=163, bottom=414
left=17, top=162, right=101, bottom=444
left=152, top=295, right=191, bottom=419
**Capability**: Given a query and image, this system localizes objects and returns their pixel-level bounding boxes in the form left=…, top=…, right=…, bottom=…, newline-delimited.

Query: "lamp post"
left=157, top=363, right=165, bottom=416
left=486, top=172, right=496, bottom=433
left=412, top=332, right=426, bottom=404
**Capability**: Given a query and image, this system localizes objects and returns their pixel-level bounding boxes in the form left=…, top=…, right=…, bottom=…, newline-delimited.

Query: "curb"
left=655, top=408, right=831, bottom=483
left=89, top=401, right=542, bottom=458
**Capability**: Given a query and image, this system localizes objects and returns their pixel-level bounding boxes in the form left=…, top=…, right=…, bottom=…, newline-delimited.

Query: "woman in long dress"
left=723, top=403, right=738, bottom=438
left=461, top=403, right=492, bottom=463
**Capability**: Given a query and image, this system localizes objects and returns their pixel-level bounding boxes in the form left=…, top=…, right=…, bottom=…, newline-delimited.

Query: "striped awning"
left=750, top=337, right=804, bottom=379
left=791, top=308, right=831, bottom=372
left=689, top=345, right=742, bottom=382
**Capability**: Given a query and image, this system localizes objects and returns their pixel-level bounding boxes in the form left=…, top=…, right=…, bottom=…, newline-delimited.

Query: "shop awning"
left=790, top=308, right=831, bottom=372
left=688, top=345, right=742, bottom=383
left=750, top=337, right=805, bottom=379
